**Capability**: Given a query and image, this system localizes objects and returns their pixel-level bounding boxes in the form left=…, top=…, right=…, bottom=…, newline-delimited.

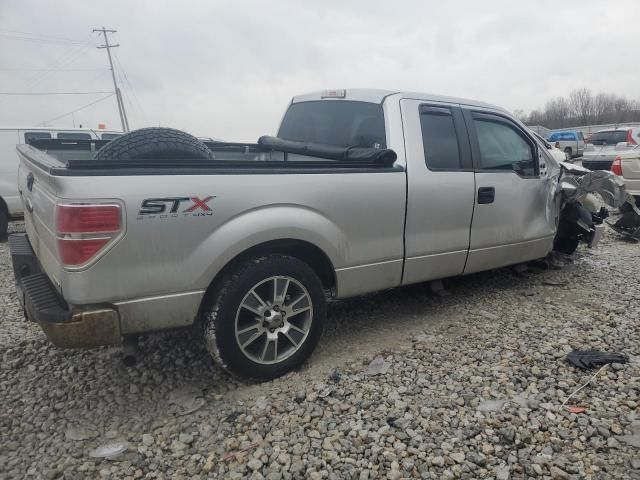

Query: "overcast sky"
left=1, top=0, right=638, bottom=141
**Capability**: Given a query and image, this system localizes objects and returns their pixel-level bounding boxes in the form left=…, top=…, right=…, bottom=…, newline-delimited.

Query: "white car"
left=611, top=144, right=640, bottom=202
left=582, top=127, right=640, bottom=171
left=0, top=127, right=121, bottom=237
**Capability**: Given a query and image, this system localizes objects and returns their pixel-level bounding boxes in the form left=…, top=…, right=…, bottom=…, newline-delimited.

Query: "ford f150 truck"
left=9, top=89, right=625, bottom=379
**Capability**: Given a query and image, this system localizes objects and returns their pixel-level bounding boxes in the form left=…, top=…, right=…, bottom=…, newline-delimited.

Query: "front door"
left=463, top=109, right=556, bottom=274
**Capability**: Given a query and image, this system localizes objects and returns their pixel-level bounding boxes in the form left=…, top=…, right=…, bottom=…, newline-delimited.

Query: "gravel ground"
left=1, top=221, right=639, bottom=480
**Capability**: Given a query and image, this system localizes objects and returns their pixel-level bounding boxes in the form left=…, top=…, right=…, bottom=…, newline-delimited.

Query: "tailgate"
left=16, top=145, right=64, bottom=292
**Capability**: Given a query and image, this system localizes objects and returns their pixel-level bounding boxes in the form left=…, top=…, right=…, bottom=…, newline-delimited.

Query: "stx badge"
left=138, top=196, right=215, bottom=218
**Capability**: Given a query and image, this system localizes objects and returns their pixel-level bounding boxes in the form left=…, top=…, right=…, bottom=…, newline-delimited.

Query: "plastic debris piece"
left=567, top=406, right=586, bottom=414
left=365, top=356, right=391, bottom=376
left=168, top=385, right=206, bottom=416
left=566, top=350, right=629, bottom=370
left=477, top=399, right=508, bottom=412
left=65, top=425, right=98, bottom=441
left=89, top=441, right=129, bottom=459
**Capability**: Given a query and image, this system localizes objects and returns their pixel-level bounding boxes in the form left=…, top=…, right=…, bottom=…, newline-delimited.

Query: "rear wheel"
left=564, top=148, right=573, bottom=162
left=201, top=254, right=326, bottom=379
left=0, top=208, right=8, bottom=240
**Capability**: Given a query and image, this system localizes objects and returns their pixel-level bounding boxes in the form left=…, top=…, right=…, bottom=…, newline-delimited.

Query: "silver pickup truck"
left=9, top=89, right=623, bottom=379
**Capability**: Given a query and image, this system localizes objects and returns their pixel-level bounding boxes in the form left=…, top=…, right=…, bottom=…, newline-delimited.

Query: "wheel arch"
left=197, top=238, right=337, bottom=319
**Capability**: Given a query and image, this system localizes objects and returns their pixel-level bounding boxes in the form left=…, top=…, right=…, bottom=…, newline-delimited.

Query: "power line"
left=0, top=29, right=95, bottom=45
left=9, top=37, right=95, bottom=97
left=0, top=91, right=113, bottom=95
left=113, top=53, right=149, bottom=125
left=0, top=33, right=94, bottom=47
left=0, top=68, right=107, bottom=72
left=37, top=93, right=115, bottom=125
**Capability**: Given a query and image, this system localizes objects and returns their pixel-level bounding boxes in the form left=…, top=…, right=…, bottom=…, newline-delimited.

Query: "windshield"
left=278, top=100, right=386, bottom=149
left=587, top=130, right=628, bottom=145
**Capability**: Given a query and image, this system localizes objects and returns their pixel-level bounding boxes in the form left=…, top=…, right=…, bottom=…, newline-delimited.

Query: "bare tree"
left=568, top=88, right=593, bottom=125
left=520, top=88, right=640, bottom=129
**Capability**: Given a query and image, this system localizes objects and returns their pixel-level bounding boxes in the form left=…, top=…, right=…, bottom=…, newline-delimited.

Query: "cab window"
left=101, top=133, right=122, bottom=140
left=24, top=131, right=51, bottom=143
left=473, top=118, right=537, bottom=176
left=57, top=132, right=92, bottom=140
left=278, top=100, right=386, bottom=149
left=419, top=106, right=462, bottom=170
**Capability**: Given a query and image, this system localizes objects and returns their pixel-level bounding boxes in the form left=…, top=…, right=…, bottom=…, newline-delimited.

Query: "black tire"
left=553, top=236, right=579, bottom=255
left=201, top=254, right=326, bottom=380
left=0, top=208, right=8, bottom=240
left=564, top=148, right=572, bottom=162
left=94, top=127, right=214, bottom=162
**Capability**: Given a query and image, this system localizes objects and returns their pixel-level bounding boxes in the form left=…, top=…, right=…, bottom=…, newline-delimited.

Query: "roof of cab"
left=291, top=88, right=505, bottom=112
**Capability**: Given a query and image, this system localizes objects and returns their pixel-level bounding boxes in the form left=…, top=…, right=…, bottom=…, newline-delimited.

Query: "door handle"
left=25, top=198, right=34, bottom=214
left=477, top=187, right=495, bottom=204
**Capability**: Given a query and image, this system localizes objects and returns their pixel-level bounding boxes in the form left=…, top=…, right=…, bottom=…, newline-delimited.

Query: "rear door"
left=463, top=109, right=556, bottom=274
left=401, top=99, right=475, bottom=285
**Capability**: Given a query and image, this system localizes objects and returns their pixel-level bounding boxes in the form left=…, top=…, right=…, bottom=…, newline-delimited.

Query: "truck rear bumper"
left=8, top=234, right=121, bottom=348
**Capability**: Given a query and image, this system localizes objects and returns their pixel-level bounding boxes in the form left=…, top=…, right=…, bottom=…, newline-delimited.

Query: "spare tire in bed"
left=94, top=127, right=214, bottom=162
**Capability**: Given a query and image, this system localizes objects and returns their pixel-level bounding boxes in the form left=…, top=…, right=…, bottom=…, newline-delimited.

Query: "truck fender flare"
left=194, top=204, right=347, bottom=297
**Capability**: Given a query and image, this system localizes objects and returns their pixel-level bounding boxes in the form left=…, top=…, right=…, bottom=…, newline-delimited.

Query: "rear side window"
left=278, top=100, right=386, bottom=149
left=419, top=106, right=461, bottom=170
left=587, top=130, right=628, bottom=145
left=24, top=131, right=51, bottom=143
left=101, top=133, right=122, bottom=140
left=57, top=132, right=92, bottom=140
left=474, top=119, right=536, bottom=176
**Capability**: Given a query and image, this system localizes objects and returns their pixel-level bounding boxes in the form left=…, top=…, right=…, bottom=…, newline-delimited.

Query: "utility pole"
left=93, top=27, right=130, bottom=132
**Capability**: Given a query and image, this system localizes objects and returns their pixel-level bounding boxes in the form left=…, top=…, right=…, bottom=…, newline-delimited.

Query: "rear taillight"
left=55, top=203, right=122, bottom=267
left=611, top=156, right=623, bottom=176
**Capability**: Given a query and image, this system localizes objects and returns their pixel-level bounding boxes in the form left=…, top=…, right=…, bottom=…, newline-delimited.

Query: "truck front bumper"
left=8, top=234, right=121, bottom=348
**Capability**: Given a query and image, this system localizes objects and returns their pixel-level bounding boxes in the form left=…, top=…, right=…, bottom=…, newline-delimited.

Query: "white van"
left=0, top=127, right=121, bottom=237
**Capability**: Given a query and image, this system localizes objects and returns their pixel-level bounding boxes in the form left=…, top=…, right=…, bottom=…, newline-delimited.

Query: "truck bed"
left=16, top=139, right=407, bottom=337
left=25, top=138, right=401, bottom=176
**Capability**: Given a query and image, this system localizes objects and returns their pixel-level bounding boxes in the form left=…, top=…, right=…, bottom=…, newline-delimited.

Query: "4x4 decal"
left=137, top=196, right=215, bottom=218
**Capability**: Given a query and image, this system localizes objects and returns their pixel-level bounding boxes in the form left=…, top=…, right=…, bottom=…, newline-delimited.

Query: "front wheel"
left=201, top=254, right=326, bottom=379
